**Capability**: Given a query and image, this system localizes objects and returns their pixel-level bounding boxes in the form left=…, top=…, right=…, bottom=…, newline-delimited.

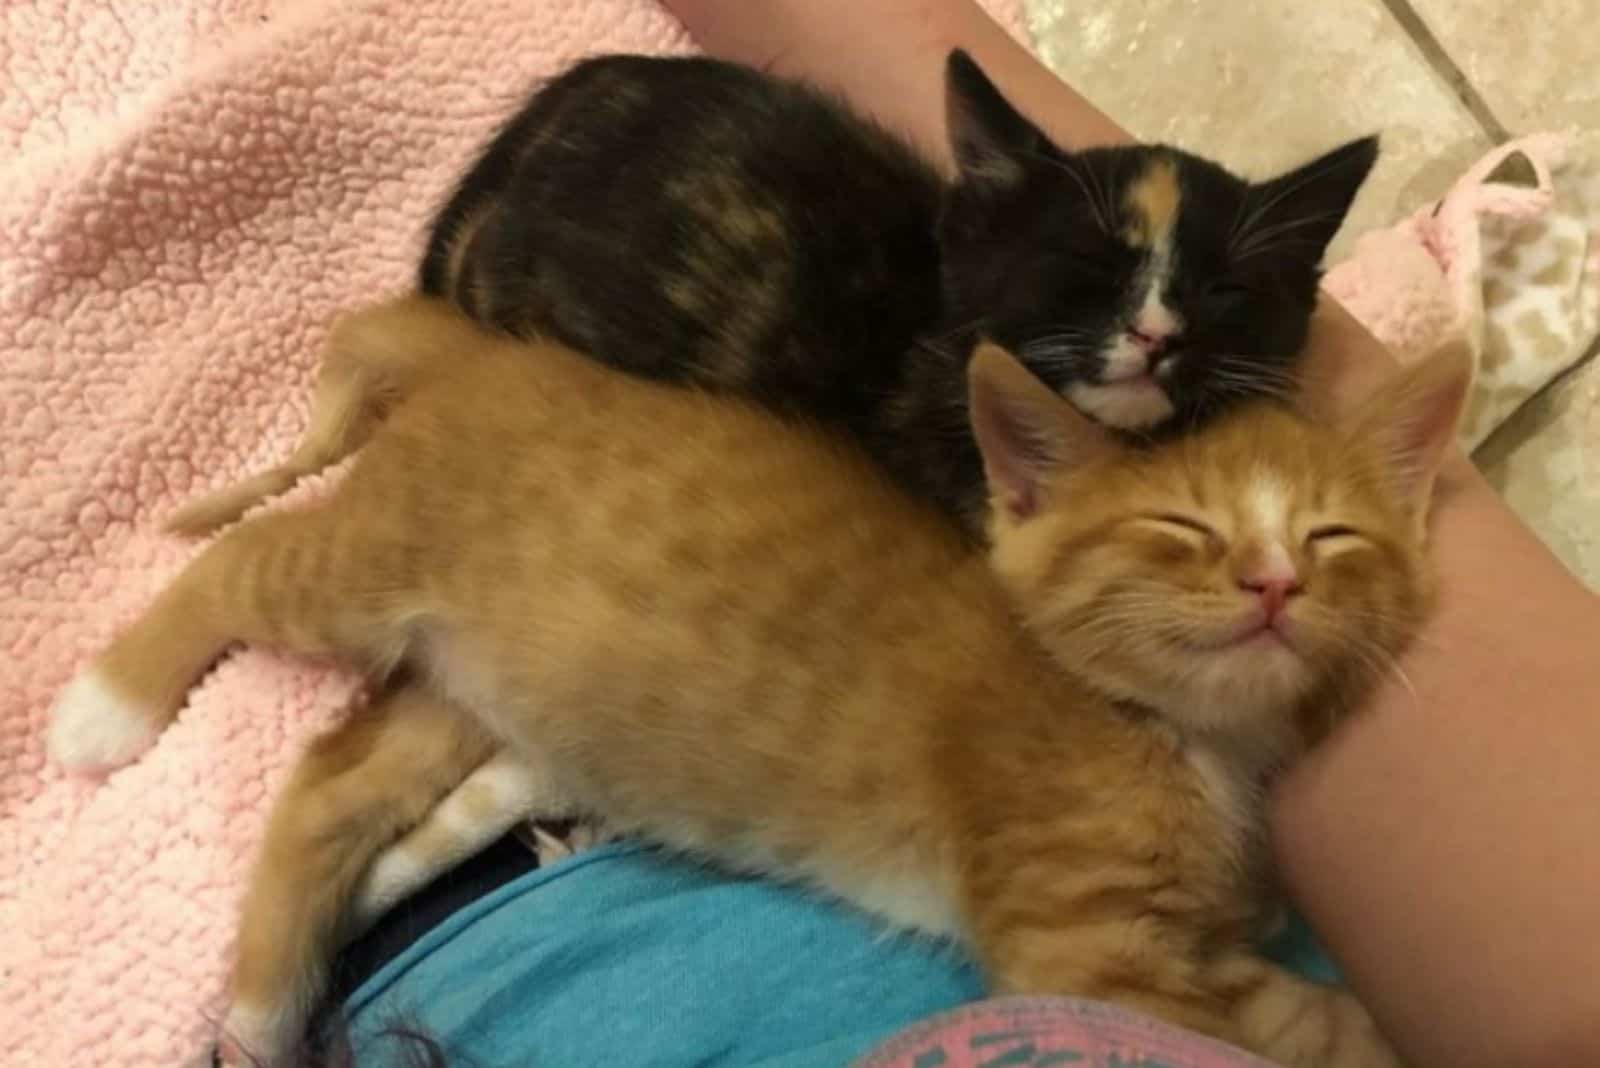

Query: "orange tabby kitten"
left=49, top=296, right=1467, bottom=1067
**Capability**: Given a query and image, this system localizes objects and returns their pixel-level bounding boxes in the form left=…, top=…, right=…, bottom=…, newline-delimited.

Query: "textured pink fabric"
left=0, top=3, right=1023, bottom=1064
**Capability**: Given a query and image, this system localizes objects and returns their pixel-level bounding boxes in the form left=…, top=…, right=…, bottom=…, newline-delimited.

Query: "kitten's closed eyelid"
left=1066, top=249, right=1133, bottom=280
left=1202, top=278, right=1253, bottom=299
left=1306, top=523, right=1362, bottom=542
left=1142, top=512, right=1220, bottom=539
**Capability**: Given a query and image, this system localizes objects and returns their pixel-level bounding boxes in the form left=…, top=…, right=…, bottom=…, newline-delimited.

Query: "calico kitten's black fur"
left=421, top=51, right=1377, bottom=529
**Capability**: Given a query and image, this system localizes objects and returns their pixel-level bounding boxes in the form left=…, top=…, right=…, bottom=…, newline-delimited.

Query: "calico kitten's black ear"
left=1346, top=337, right=1473, bottom=523
left=1241, top=136, right=1380, bottom=263
left=968, top=341, right=1115, bottom=520
left=945, top=50, right=1046, bottom=188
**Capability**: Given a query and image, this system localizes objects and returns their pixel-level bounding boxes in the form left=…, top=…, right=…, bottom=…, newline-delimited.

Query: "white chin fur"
left=47, top=669, right=160, bottom=772
left=1067, top=378, right=1175, bottom=429
left=1176, top=647, right=1310, bottom=733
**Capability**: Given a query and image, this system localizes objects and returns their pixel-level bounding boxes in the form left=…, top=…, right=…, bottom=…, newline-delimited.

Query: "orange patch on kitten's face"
left=1122, top=156, right=1181, bottom=251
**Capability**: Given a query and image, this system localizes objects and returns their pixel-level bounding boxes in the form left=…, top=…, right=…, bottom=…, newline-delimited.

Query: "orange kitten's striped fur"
left=49, top=297, right=1467, bottom=1067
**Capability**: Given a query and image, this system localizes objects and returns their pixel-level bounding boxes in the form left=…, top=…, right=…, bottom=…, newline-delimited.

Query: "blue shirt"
left=347, top=842, right=1337, bottom=1066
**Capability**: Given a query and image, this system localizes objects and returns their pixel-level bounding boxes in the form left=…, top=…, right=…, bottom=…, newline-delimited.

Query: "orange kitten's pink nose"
left=1239, top=575, right=1302, bottom=621
left=1237, top=543, right=1302, bottom=621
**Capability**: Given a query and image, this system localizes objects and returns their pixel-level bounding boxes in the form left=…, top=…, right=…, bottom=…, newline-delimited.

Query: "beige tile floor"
left=1025, top=0, right=1600, bottom=585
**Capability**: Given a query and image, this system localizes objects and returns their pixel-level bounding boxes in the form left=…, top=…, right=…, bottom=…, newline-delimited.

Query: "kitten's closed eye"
left=1306, top=524, right=1359, bottom=541
left=1086, top=241, right=1141, bottom=273
left=1059, top=244, right=1139, bottom=296
left=1203, top=280, right=1253, bottom=300
left=1305, top=524, right=1365, bottom=552
left=1136, top=513, right=1221, bottom=544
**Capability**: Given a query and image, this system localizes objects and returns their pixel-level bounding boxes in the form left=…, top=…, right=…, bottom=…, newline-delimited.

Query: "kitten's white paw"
left=353, top=847, right=430, bottom=930
left=47, top=670, right=161, bottom=772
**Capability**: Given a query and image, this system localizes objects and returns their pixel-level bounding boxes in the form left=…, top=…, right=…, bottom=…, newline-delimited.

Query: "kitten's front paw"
left=1324, top=992, right=1406, bottom=1068
left=47, top=669, right=162, bottom=772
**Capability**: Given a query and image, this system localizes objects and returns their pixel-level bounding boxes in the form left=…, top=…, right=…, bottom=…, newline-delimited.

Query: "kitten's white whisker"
left=1206, top=367, right=1290, bottom=389
left=1292, top=607, right=1432, bottom=710
left=1213, top=355, right=1297, bottom=381
left=1022, top=334, right=1099, bottom=351
left=1024, top=333, right=1099, bottom=347
left=1232, top=211, right=1345, bottom=262
left=1022, top=349, right=1095, bottom=369
left=1306, top=609, right=1447, bottom=656
left=1083, top=160, right=1119, bottom=238
left=916, top=316, right=992, bottom=355
left=1345, top=640, right=1421, bottom=713
left=1203, top=381, right=1291, bottom=406
left=1201, top=365, right=1297, bottom=403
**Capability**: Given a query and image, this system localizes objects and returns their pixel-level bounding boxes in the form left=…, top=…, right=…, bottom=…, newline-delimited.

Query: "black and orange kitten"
left=421, top=51, right=1378, bottom=528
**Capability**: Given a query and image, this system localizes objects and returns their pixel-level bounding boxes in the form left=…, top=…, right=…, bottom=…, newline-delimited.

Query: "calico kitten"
left=51, top=297, right=1465, bottom=1067
left=421, top=51, right=1379, bottom=529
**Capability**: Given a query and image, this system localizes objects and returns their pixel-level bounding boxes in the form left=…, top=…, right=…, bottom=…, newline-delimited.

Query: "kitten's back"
left=421, top=55, right=943, bottom=428
left=311, top=302, right=1056, bottom=909
left=338, top=300, right=1006, bottom=712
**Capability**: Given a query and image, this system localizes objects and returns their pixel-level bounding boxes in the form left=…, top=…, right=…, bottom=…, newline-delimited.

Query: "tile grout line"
left=1378, top=0, right=1513, bottom=143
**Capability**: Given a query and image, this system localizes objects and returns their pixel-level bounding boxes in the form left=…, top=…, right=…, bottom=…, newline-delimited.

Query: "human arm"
left=663, top=0, right=1126, bottom=163
left=662, top=2, right=1600, bottom=1064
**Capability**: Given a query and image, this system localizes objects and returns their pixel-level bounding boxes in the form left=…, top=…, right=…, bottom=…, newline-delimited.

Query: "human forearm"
left=663, top=0, right=1128, bottom=163
left=1292, top=306, right=1600, bottom=1060
left=1273, top=460, right=1600, bottom=1068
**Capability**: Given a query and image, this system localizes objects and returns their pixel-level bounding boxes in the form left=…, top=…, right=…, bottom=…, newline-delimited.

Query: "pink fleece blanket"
left=0, top=1, right=1029, bottom=1065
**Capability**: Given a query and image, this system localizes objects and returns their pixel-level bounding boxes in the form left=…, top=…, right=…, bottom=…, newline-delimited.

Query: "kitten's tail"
left=166, top=295, right=493, bottom=536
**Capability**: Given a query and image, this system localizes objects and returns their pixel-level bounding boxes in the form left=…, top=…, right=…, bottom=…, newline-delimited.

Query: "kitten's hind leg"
left=219, top=685, right=501, bottom=1068
left=166, top=295, right=485, bottom=536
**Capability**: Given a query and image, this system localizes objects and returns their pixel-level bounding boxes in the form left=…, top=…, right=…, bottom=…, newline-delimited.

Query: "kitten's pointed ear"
left=945, top=50, right=1045, bottom=188
left=1244, top=136, right=1380, bottom=263
left=1346, top=338, right=1473, bottom=519
left=968, top=341, right=1114, bottom=521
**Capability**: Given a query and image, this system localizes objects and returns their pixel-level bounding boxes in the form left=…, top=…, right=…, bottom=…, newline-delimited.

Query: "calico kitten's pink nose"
left=1126, top=326, right=1169, bottom=354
